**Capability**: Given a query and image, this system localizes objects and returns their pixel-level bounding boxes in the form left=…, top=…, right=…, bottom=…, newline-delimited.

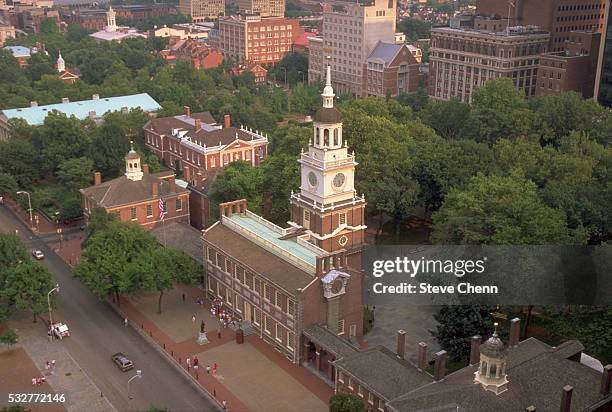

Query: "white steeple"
left=124, top=141, right=144, bottom=181
left=321, top=61, right=335, bottom=109
left=106, top=6, right=117, bottom=33
left=56, top=51, right=65, bottom=73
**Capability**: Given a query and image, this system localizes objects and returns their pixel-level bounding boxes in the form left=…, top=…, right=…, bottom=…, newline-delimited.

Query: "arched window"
left=315, top=128, right=320, bottom=145
left=489, top=363, right=497, bottom=378
left=324, top=129, right=330, bottom=146
left=129, top=163, right=133, bottom=168
left=333, top=129, right=339, bottom=146
left=481, top=361, right=487, bottom=375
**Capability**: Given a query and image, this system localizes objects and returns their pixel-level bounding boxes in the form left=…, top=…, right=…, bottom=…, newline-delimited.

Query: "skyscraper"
left=236, top=0, right=285, bottom=17
left=178, top=0, right=225, bottom=22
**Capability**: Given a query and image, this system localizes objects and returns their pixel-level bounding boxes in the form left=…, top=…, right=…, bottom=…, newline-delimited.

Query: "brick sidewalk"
left=114, top=284, right=334, bottom=412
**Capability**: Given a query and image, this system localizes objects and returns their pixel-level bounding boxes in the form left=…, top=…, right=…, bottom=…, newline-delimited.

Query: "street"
left=0, top=205, right=218, bottom=412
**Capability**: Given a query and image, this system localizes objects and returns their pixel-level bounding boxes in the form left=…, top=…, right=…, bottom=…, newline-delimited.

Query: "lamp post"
left=16, top=191, right=33, bottom=230
left=47, top=284, right=60, bottom=339
left=127, top=369, right=142, bottom=404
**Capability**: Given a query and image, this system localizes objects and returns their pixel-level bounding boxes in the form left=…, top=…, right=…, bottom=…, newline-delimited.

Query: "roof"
left=294, top=31, right=317, bottom=47
left=89, top=29, right=147, bottom=42
left=314, top=107, right=342, bottom=124
left=367, top=41, right=403, bottom=65
left=151, top=221, right=203, bottom=264
left=303, top=324, right=359, bottom=359
left=80, top=172, right=188, bottom=209
left=202, top=222, right=315, bottom=294
left=386, top=338, right=610, bottom=412
left=333, top=346, right=433, bottom=401
left=4, top=45, right=31, bottom=58
left=1, top=93, right=161, bottom=126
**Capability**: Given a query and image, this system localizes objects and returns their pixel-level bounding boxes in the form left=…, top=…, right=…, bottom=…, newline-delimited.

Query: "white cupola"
left=56, top=51, right=65, bottom=73
left=474, top=325, right=509, bottom=395
left=124, top=142, right=143, bottom=181
left=106, top=6, right=117, bottom=32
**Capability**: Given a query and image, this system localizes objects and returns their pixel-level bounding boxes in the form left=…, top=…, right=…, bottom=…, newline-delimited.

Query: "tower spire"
left=321, top=56, right=335, bottom=109
left=56, top=50, right=65, bottom=73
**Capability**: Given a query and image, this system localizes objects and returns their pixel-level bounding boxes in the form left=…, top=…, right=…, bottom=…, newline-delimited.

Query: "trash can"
left=235, top=328, right=244, bottom=344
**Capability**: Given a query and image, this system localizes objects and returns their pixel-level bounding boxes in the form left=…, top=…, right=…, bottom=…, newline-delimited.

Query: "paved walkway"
left=6, top=312, right=114, bottom=412
left=115, top=285, right=333, bottom=412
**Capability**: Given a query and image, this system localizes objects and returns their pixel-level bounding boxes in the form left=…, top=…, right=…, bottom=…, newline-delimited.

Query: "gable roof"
left=80, top=172, right=188, bottom=209
left=334, top=346, right=433, bottom=401
left=303, top=324, right=359, bottom=359
left=367, top=41, right=404, bottom=66
left=151, top=221, right=203, bottom=264
left=386, top=338, right=610, bottom=412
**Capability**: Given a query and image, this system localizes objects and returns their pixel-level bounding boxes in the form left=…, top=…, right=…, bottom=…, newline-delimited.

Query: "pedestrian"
left=212, top=362, right=218, bottom=375
left=45, top=361, right=50, bottom=370
left=182, top=293, right=186, bottom=302
left=218, top=329, right=221, bottom=339
left=50, top=359, right=56, bottom=374
left=193, top=356, right=199, bottom=367
left=124, top=317, right=128, bottom=327
left=206, top=365, right=211, bottom=375
left=194, top=364, right=199, bottom=374
left=186, top=356, right=191, bottom=371
left=222, top=400, right=227, bottom=411
left=192, top=314, right=196, bottom=323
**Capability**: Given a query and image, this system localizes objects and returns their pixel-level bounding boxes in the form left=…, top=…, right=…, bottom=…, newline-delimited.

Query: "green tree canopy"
left=329, top=393, right=365, bottom=412
left=433, top=305, right=494, bottom=361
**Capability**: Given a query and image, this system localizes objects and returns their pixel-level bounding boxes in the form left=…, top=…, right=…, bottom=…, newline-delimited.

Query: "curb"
left=105, top=300, right=223, bottom=412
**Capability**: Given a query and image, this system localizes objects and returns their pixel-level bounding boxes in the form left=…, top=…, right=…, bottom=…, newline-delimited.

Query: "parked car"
left=48, top=323, right=70, bottom=339
left=32, top=250, right=44, bottom=260
left=111, top=352, right=134, bottom=372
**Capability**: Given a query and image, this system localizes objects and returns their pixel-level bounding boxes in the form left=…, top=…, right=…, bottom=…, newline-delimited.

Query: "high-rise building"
left=475, top=0, right=607, bottom=51
left=219, top=14, right=300, bottom=64
left=308, top=0, right=397, bottom=97
left=429, top=25, right=550, bottom=103
left=236, top=0, right=285, bottom=17
left=178, top=0, right=224, bottom=22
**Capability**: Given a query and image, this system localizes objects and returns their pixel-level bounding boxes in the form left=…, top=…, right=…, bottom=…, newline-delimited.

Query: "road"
left=0, top=205, right=218, bottom=412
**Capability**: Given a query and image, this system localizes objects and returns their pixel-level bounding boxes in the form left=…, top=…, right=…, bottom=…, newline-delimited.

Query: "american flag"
left=158, top=197, right=166, bottom=222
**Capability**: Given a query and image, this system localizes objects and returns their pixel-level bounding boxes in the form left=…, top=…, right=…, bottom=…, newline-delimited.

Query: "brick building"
left=219, top=14, right=301, bottom=64
left=0, top=20, right=15, bottom=46
left=80, top=147, right=190, bottom=229
left=429, top=25, right=550, bottom=103
left=160, top=38, right=224, bottom=69
left=236, top=0, right=285, bottom=17
left=475, top=0, right=607, bottom=51
left=364, top=41, right=423, bottom=98
left=61, top=4, right=175, bottom=30
left=201, top=67, right=366, bottom=369
left=536, top=30, right=600, bottom=97
left=231, top=63, right=268, bottom=83
left=178, top=0, right=224, bottom=22
left=143, top=108, right=268, bottom=228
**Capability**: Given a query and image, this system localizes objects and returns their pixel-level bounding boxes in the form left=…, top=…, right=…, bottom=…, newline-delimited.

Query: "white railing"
left=244, top=210, right=289, bottom=236
left=290, top=192, right=366, bottom=213
left=299, top=152, right=356, bottom=169
left=296, top=233, right=327, bottom=255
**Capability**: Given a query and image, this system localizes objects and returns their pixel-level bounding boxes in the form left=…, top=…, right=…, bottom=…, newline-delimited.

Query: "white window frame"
left=358, top=385, right=363, bottom=397
left=130, top=207, right=137, bottom=221
left=146, top=204, right=153, bottom=218
left=368, top=392, right=374, bottom=405
left=338, top=319, right=345, bottom=335
left=339, top=212, right=347, bottom=225
left=275, top=323, right=282, bottom=343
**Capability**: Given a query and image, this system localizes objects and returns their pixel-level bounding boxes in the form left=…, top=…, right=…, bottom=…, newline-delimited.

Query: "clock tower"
left=290, top=64, right=366, bottom=262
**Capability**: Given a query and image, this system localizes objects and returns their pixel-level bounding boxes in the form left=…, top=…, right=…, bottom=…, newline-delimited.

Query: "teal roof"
left=4, top=46, right=31, bottom=58
left=228, top=214, right=318, bottom=267
left=1, top=93, right=162, bottom=126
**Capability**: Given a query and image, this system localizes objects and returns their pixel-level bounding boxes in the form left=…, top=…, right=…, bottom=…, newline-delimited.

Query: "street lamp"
left=127, top=370, right=143, bottom=400
left=47, top=284, right=60, bottom=339
left=16, top=191, right=33, bottom=230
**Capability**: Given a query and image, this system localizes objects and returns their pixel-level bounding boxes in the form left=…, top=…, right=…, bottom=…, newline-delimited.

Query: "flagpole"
left=163, top=196, right=167, bottom=248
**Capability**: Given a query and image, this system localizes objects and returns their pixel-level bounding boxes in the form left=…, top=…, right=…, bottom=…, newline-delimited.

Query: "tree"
left=418, top=99, right=470, bottom=140
left=138, top=248, right=200, bottom=314
left=75, top=221, right=155, bottom=305
left=39, top=17, right=58, bottom=35
left=37, top=112, right=89, bottom=173
left=2, top=261, right=55, bottom=322
left=433, top=305, right=494, bottom=361
left=431, top=171, right=588, bottom=245
left=0, top=138, right=41, bottom=185
left=2, top=406, right=32, bottom=412
left=329, top=393, right=365, bottom=412
left=290, top=84, right=320, bottom=115
left=208, top=161, right=264, bottom=217
left=84, top=207, right=116, bottom=243
left=0, top=233, right=29, bottom=275
left=56, top=157, right=94, bottom=189
left=397, top=18, right=432, bottom=41
left=0, top=172, right=17, bottom=195
left=0, top=329, right=18, bottom=348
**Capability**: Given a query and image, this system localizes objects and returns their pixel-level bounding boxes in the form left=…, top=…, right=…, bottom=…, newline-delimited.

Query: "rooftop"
left=432, top=25, right=550, bottom=39
left=1, top=93, right=161, bottom=126
left=4, top=45, right=32, bottom=58
left=151, top=221, right=203, bottom=264
left=303, top=324, right=359, bottom=359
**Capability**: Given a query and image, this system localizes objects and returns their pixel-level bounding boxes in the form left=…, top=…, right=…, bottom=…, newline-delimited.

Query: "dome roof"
left=314, top=107, right=342, bottom=124
left=480, top=333, right=507, bottom=358
left=125, top=149, right=140, bottom=160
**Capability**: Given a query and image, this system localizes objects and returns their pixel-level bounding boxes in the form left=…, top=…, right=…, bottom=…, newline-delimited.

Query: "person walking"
left=193, top=356, right=199, bottom=367
left=186, top=356, right=191, bottom=371
left=192, top=314, right=196, bottom=323
left=182, top=293, right=186, bottom=302
left=124, top=317, right=128, bottom=327
left=222, top=400, right=227, bottom=411
left=206, top=365, right=211, bottom=375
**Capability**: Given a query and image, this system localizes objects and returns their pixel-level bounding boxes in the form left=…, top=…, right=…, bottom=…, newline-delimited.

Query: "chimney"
left=94, top=172, right=101, bottom=186
left=184, top=166, right=191, bottom=182
left=194, top=118, right=201, bottom=131
left=62, top=97, right=69, bottom=104
left=509, top=318, right=520, bottom=347
left=434, top=350, right=447, bottom=381
left=184, top=105, right=191, bottom=117
left=152, top=182, right=158, bottom=196
left=142, top=164, right=149, bottom=175
left=396, top=330, right=406, bottom=360
left=92, top=94, right=100, bottom=100
left=560, top=385, right=573, bottom=412
left=88, top=110, right=96, bottom=120
left=469, top=335, right=482, bottom=365
left=224, top=114, right=231, bottom=128
left=30, top=101, right=38, bottom=107
left=169, top=177, right=176, bottom=193
left=601, top=364, right=612, bottom=396
left=418, top=342, right=427, bottom=371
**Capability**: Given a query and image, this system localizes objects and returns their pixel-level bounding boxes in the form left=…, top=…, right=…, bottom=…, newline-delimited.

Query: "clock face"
left=333, top=173, right=346, bottom=189
left=331, top=279, right=343, bottom=294
left=308, top=171, right=318, bottom=187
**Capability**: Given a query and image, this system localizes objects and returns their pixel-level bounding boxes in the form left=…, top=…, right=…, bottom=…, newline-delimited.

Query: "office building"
left=178, top=0, right=224, bottom=22
left=236, top=0, right=285, bottom=17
